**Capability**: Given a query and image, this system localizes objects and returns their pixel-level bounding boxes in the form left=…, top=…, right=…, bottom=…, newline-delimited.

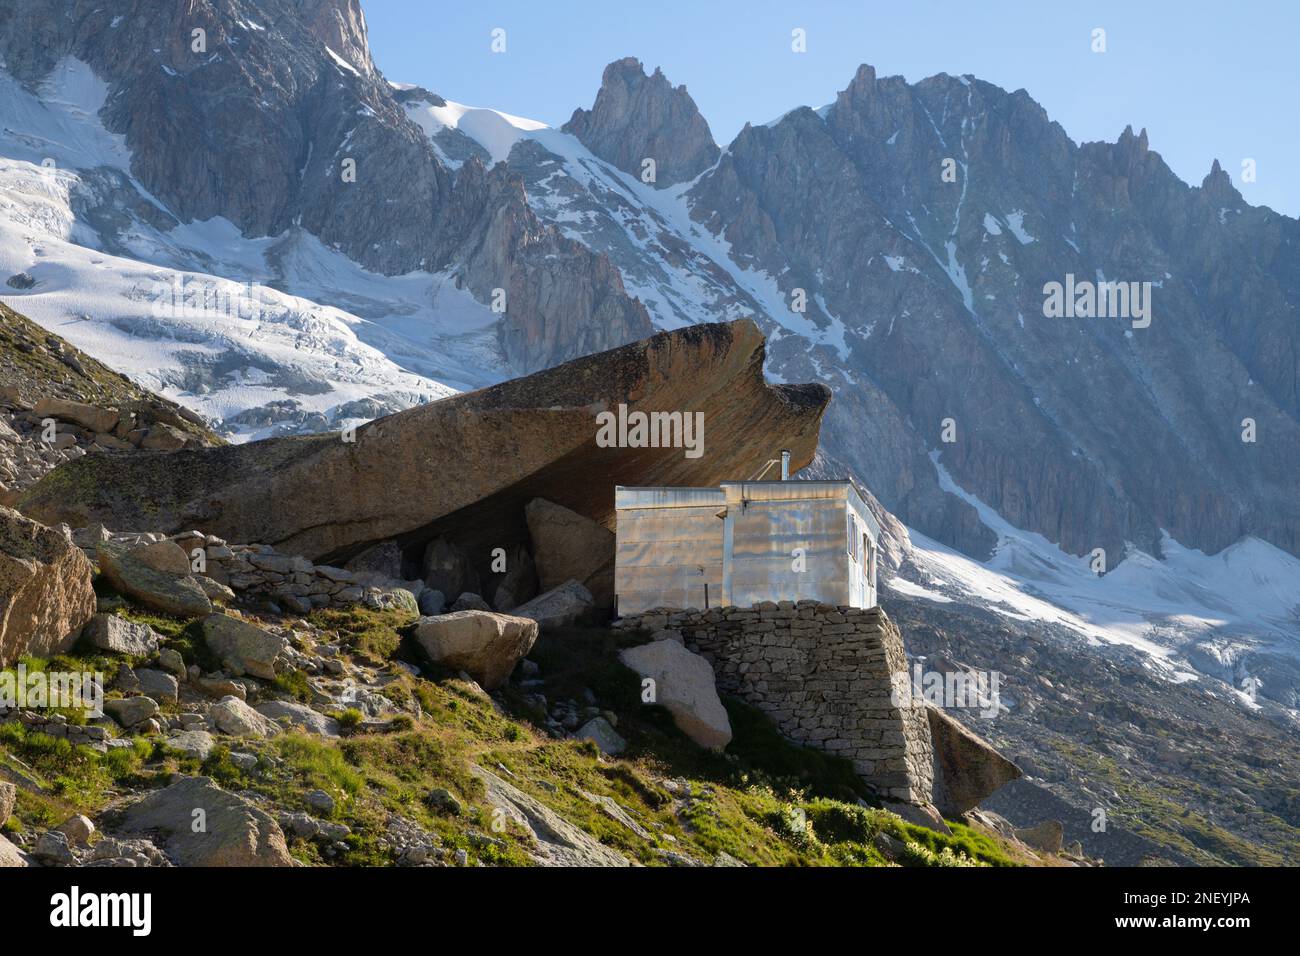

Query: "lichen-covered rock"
left=0, top=507, right=95, bottom=666
left=411, top=610, right=538, bottom=690
left=0, top=782, right=16, bottom=824
left=472, top=764, right=630, bottom=866
left=104, top=695, right=159, bottom=727
left=132, top=539, right=191, bottom=575
left=116, top=776, right=292, bottom=866
left=97, top=540, right=212, bottom=619
left=83, top=613, right=161, bottom=656
left=201, top=613, right=286, bottom=680
left=0, top=836, right=27, bottom=867
left=255, top=700, right=340, bottom=737
left=210, top=696, right=280, bottom=738
left=33, top=397, right=118, bottom=434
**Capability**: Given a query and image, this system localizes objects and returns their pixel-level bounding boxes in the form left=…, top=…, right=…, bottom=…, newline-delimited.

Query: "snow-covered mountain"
left=2, top=0, right=1299, bottom=723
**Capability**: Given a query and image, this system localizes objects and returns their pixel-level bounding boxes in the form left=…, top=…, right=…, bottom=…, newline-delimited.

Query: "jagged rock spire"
left=563, top=57, right=720, bottom=187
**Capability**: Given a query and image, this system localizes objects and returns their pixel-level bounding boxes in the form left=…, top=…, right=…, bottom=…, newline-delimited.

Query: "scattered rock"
left=254, top=700, right=340, bottom=737
left=411, top=610, right=538, bottom=690
left=89, top=837, right=170, bottom=867
left=166, top=730, right=216, bottom=761
left=575, top=716, right=626, bottom=755
left=195, top=576, right=236, bottom=603
left=304, top=789, right=336, bottom=815
left=618, top=640, right=732, bottom=750
left=104, top=696, right=159, bottom=727
left=33, top=397, right=118, bottom=434
left=525, top=498, right=615, bottom=608
left=202, top=613, right=286, bottom=680
left=471, top=764, right=629, bottom=866
left=132, top=539, right=191, bottom=576
left=97, top=540, right=212, bottom=619
left=56, top=814, right=95, bottom=846
left=0, top=836, right=28, bottom=867
left=34, top=829, right=76, bottom=865
left=0, top=506, right=96, bottom=666
left=450, top=591, right=490, bottom=612
left=135, top=668, right=179, bottom=703
left=1015, top=819, right=1065, bottom=854
left=116, top=776, right=292, bottom=866
left=158, top=647, right=186, bottom=679
left=421, top=537, right=477, bottom=598
left=490, top=544, right=538, bottom=611
left=210, top=696, right=280, bottom=737
left=511, top=579, right=594, bottom=629
left=0, top=782, right=15, bottom=824
left=417, top=589, right=445, bottom=616
left=83, top=613, right=162, bottom=656
left=426, top=787, right=463, bottom=816
left=345, top=540, right=404, bottom=579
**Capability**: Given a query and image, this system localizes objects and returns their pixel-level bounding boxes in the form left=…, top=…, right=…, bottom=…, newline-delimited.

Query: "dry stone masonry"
left=616, top=601, right=935, bottom=806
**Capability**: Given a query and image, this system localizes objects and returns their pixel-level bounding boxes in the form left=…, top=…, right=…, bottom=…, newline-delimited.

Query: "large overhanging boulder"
left=18, top=321, right=830, bottom=567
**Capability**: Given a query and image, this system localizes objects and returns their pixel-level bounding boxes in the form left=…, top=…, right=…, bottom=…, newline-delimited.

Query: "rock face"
left=471, top=764, right=630, bottom=866
left=411, top=611, right=539, bottom=690
left=23, top=322, right=830, bottom=575
left=0, top=507, right=95, bottom=666
left=618, top=640, right=732, bottom=750
left=511, top=580, right=594, bottom=630
left=0, top=781, right=15, bottom=823
left=525, top=498, right=615, bottom=609
left=0, top=3, right=649, bottom=378
left=926, top=705, right=1022, bottom=817
left=117, top=776, right=292, bottom=866
left=563, top=57, right=720, bottom=187
left=97, top=540, right=212, bottom=619
left=202, top=614, right=286, bottom=681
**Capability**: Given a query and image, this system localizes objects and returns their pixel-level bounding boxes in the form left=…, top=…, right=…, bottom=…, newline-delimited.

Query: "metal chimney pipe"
left=780, top=449, right=791, bottom=480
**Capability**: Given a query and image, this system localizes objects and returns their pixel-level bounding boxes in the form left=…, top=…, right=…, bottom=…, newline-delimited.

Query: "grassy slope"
left=1, top=597, right=1041, bottom=867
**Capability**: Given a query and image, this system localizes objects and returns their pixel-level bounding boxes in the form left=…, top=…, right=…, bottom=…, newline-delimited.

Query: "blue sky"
left=365, top=0, right=1299, bottom=216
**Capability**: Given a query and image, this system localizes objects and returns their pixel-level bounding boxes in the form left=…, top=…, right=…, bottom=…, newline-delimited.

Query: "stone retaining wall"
left=615, top=601, right=934, bottom=805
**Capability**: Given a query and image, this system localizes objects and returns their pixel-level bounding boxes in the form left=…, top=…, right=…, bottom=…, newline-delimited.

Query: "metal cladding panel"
left=728, top=495, right=852, bottom=607
left=615, top=491, right=725, bottom=614
left=614, top=481, right=878, bottom=613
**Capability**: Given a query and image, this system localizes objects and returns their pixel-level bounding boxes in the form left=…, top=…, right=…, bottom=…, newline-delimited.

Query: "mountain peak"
left=294, top=0, right=375, bottom=76
left=562, top=57, right=719, bottom=187
left=1201, top=157, right=1240, bottom=202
